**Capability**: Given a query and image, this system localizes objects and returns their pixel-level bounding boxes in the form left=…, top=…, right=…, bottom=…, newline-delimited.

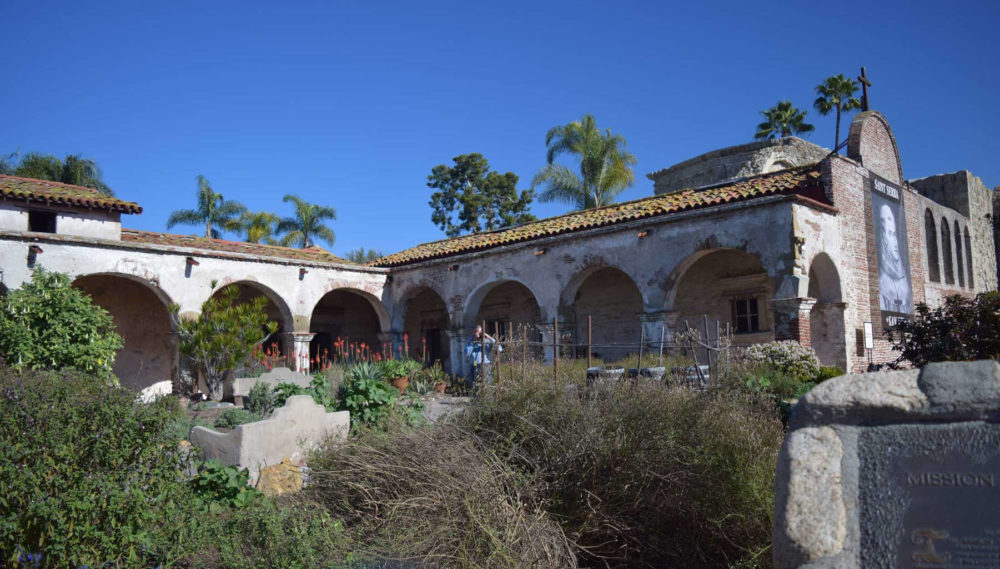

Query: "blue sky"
left=3, top=0, right=997, bottom=257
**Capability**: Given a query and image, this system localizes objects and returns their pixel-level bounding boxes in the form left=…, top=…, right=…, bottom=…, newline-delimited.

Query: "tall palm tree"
left=166, top=175, right=246, bottom=239
left=227, top=210, right=280, bottom=244
left=531, top=114, right=637, bottom=210
left=814, top=74, right=862, bottom=152
left=754, top=101, right=815, bottom=140
left=277, top=195, right=336, bottom=248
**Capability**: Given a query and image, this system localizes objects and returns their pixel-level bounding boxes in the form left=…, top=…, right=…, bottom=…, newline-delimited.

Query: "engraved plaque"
left=860, top=424, right=1000, bottom=569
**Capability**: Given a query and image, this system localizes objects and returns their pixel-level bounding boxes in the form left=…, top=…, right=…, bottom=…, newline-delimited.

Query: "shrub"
left=0, top=267, right=122, bottom=380
left=889, top=291, right=1000, bottom=367
left=0, top=366, right=196, bottom=567
left=345, top=361, right=383, bottom=383
left=245, top=381, right=276, bottom=417
left=272, top=381, right=305, bottom=408
left=377, top=358, right=420, bottom=379
left=189, top=459, right=262, bottom=512
left=338, top=376, right=399, bottom=428
left=815, top=365, right=844, bottom=382
left=173, top=285, right=278, bottom=400
left=463, top=373, right=783, bottom=569
left=214, top=408, right=262, bottom=429
left=182, top=497, right=351, bottom=569
left=745, top=340, right=820, bottom=382
left=308, top=422, right=576, bottom=568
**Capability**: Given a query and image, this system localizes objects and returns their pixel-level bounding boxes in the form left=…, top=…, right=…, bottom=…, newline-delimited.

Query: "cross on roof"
left=858, top=66, right=872, bottom=111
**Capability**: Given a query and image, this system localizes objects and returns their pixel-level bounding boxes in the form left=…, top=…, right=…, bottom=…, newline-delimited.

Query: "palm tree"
left=227, top=210, right=280, bottom=244
left=814, top=74, right=862, bottom=152
left=277, top=195, right=336, bottom=248
left=5, top=152, right=115, bottom=195
left=166, top=175, right=247, bottom=239
left=754, top=101, right=815, bottom=140
left=531, top=114, right=637, bottom=210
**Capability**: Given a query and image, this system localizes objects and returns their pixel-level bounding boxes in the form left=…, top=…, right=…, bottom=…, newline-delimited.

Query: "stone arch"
left=463, top=279, right=543, bottom=332
left=954, top=220, right=965, bottom=288
left=924, top=210, right=940, bottom=283
left=309, top=288, right=390, bottom=361
left=401, top=287, right=451, bottom=364
left=209, top=281, right=293, bottom=355
left=806, top=253, right=847, bottom=370
left=941, top=219, right=954, bottom=285
left=668, top=248, right=773, bottom=344
left=72, top=273, right=176, bottom=390
left=559, top=266, right=644, bottom=361
left=964, top=227, right=974, bottom=288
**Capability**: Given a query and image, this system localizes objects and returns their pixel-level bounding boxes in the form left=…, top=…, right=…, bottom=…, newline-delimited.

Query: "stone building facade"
left=0, top=111, right=995, bottom=388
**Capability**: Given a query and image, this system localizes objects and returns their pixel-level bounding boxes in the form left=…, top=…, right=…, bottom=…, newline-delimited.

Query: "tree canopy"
left=278, top=194, right=336, bottom=248
left=814, top=74, right=862, bottom=151
left=1, top=151, right=115, bottom=195
left=227, top=210, right=280, bottom=244
left=427, top=153, right=536, bottom=237
left=345, top=247, right=384, bottom=264
left=532, top=114, right=636, bottom=210
left=754, top=101, right=815, bottom=140
left=167, top=175, right=247, bottom=239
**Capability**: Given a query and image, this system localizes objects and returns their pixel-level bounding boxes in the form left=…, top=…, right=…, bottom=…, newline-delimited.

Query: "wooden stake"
left=637, top=325, right=645, bottom=371
left=658, top=324, right=665, bottom=367
left=522, top=323, right=527, bottom=379
left=587, top=315, right=592, bottom=370
left=494, top=321, right=501, bottom=385
left=480, top=320, right=486, bottom=384
left=702, top=314, right=712, bottom=368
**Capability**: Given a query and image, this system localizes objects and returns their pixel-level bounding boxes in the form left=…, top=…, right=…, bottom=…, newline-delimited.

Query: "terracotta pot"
left=390, top=376, right=409, bottom=394
left=433, top=381, right=447, bottom=394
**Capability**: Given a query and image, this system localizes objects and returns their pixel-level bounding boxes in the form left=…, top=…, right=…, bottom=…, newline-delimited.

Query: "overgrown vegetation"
left=0, top=267, right=122, bottom=380
left=889, top=291, right=1000, bottom=367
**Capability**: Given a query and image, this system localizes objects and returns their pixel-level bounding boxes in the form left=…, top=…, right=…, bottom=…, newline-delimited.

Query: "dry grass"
left=307, top=420, right=576, bottom=569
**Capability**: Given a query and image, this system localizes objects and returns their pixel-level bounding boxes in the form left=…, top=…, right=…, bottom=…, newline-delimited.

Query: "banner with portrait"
left=869, top=172, right=913, bottom=328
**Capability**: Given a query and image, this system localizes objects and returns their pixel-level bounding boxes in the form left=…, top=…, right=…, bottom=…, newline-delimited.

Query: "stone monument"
left=773, top=360, right=1000, bottom=568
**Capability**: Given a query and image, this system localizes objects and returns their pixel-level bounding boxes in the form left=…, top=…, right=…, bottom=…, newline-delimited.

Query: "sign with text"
left=869, top=173, right=913, bottom=328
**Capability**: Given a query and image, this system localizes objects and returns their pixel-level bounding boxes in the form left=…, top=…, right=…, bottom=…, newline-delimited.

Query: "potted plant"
left=379, top=359, right=420, bottom=394
left=424, top=362, right=449, bottom=394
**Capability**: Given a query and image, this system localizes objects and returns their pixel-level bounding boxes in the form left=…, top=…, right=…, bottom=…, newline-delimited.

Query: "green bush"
left=0, top=366, right=196, bottom=567
left=889, top=291, right=1000, bottom=367
left=338, top=376, right=399, bottom=428
left=462, top=373, right=783, bottom=569
left=745, top=340, right=820, bottom=382
left=272, top=381, right=306, bottom=408
left=214, top=408, right=262, bottom=429
left=245, top=381, right=276, bottom=417
left=182, top=498, right=352, bottom=569
left=189, top=459, right=262, bottom=512
left=0, top=267, right=122, bottom=380
left=165, top=414, right=214, bottom=443
left=344, top=361, right=383, bottom=383
left=815, top=365, right=844, bottom=383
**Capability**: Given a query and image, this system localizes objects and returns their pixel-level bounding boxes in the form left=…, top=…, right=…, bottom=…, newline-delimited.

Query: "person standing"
left=465, top=325, right=501, bottom=391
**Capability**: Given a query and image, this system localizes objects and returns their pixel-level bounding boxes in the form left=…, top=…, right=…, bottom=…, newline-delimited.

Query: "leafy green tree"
left=345, top=246, right=384, bottom=263
left=754, top=100, right=815, bottom=140
left=228, top=210, right=280, bottom=244
left=532, top=114, right=637, bottom=210
left=2, top=151, right=115, bottom=195
left=814, top=74, right=862, bottom=151
left=277, top=194, right=337, bottom=248
left=428, top=153, right=535, bottom=237
left=0, top=267, right=123, bottom=379
left=166, top=175, right=247, bottom=239
left=889, top=292, right=1000, bottom=367
left=172, top=285, right=277, bottom=400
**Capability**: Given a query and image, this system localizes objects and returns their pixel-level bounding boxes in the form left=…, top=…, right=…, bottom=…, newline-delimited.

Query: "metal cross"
left=858, top=66, right=872, bottom=111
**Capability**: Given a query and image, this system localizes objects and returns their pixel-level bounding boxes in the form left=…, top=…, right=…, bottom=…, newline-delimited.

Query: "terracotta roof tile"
left=121, top=229, right=352, bottom=264
left=0, top=175, right=142, bottom=214
left=374, top=165, right=824, bottom=267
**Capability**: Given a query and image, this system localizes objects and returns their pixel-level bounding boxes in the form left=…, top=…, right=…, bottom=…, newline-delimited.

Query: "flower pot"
left=390, top=376, right=409, bottom=394
left=433, top=381, right=447, bottom=394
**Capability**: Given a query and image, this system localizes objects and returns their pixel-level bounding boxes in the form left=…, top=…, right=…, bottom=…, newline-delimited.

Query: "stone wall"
left=648, top=137, right=829, bottom=195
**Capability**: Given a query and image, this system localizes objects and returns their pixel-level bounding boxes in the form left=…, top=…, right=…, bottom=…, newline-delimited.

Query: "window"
left=964, top=228, right=974, bottom=288
left=731, top=298, right=760, bottom=334
left=954, top=221, right=965, bottom=288
left=941, top=219, right=954, bottom=285
left=28, top=210, right=56, bottom=233
left=924, top=210, right=940, bottom=283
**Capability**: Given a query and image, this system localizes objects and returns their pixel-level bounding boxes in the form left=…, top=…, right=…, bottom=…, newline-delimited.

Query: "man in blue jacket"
left=465, top=325, right=501, bottom=391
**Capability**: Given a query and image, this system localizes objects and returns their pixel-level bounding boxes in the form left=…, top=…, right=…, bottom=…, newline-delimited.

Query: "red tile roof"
left=373, top=164, right=825, bottom=267
left=121, top=229, right=352, bottom=264
left=0, top=175, right=142, bottom=214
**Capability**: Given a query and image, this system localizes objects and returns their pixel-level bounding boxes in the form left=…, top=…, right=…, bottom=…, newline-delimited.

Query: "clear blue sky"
left=3, top=0, right=997, bottom=257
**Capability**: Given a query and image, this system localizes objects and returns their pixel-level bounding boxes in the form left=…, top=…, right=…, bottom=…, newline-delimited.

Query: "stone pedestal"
left=288, top=332, right=315, bottom=373
left=769, top=298, right=817, bottom=346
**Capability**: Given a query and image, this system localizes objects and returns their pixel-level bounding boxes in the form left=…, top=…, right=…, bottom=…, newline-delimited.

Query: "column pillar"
left=289, top=332, right=315, bottom=373
left=769, top=298, right=817, bottom=346
left=536, top=321, right=555, bottom=365
left=639, top=310, right=667, bottom=352
left=444, top=328, right=467, bottom=377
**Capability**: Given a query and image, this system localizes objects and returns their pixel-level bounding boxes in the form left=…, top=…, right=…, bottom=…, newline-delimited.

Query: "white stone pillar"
left=536, top=321, right=555, bottom=365
left=290, top=332, right=315, bottom=373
